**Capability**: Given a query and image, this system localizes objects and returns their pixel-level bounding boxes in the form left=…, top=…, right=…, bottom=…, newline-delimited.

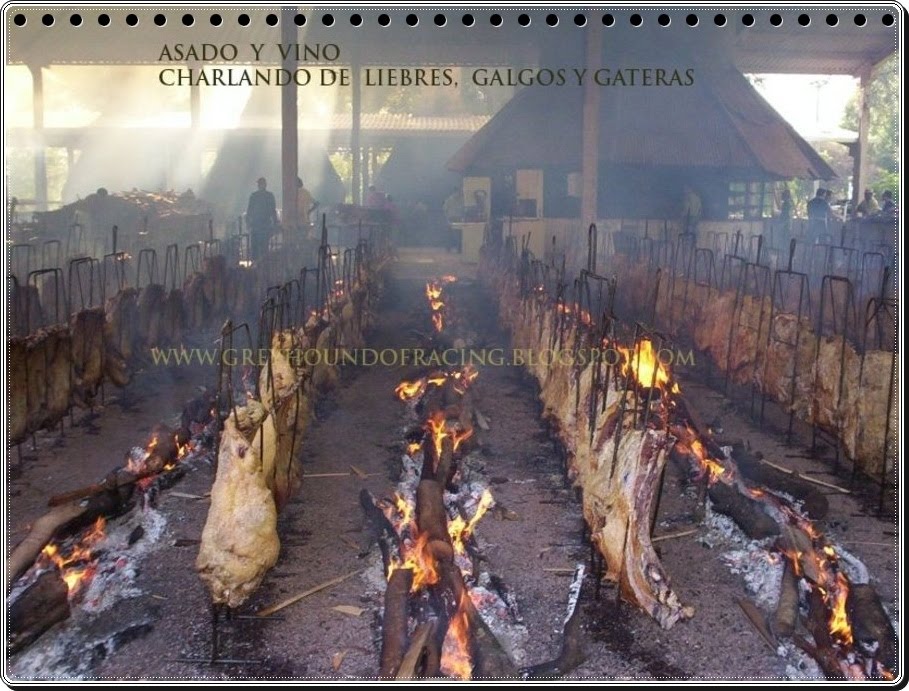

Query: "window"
left=727, top=181, right=772, bottom=220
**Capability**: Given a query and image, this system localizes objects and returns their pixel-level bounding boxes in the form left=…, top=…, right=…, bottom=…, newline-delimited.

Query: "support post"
left=851, top=66, right=872, bottom=210
left=351, top=53, right=362, bottom=205
left=580, top=26, right=602, bottom=225
left=280, top=8, right=299, bottom=230
left=362, top=145, right=370, bottom=201
left=30, top=64, right=48, bottom=211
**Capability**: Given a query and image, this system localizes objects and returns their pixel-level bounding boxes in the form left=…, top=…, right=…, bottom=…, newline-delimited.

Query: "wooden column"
left=851, top=66, right=872, bottom=210
left=30, top=64, right=48, bottom=211
left=362, top=145, right=370, bottom=200
left=280, top=8, right=299, bottom=229
left=580, top=27, right=602, bottom=225
left=351, top=54, right=362, bottom=205
left=189, top=63, right=202, bottom=183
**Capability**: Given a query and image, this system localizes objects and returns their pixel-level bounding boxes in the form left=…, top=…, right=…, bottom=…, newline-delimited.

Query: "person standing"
left=246, top=177, right=278, bottom=260
left=296, top=177, right=318, bottom=239
left=855, top=188, right=879, bottom=217
left=806, top=187, right=831, bottom=243
left=879, top=190, right=897, bottom=217
left=777, top=188, right=793, bottom=237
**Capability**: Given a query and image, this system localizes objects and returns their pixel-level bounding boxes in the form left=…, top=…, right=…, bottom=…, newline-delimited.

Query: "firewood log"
left=8, top=568, right=71, bottom=654
left=379, top=568, right=414, bottom=678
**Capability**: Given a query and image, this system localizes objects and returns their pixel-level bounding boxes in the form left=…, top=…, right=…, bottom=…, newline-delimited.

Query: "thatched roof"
left=447, top=65, right=835, bottom=181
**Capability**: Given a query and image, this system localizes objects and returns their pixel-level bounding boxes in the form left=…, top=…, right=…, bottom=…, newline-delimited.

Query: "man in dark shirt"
left=246, top=177, right=278, bottom=260
left=806, top=187, right=831, bottom=243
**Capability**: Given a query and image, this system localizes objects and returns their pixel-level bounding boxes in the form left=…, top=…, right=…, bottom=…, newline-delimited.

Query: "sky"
left=751, top=73, right=859, bottom=140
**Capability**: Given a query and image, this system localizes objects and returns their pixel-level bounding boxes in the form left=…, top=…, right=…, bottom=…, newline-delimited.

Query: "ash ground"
left=6, top=249, right=897, bottom=680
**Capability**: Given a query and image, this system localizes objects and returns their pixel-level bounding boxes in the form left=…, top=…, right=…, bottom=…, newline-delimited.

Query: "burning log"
left=704, top=478, right=780, bottom=540
left=395, top=620, right=438, bottom=679
left=8, top=567, right=71, bottom=654
left=668, top=427, right=779, bottom=540
left=359, top=489, right=402, bottom=573
left=379, top=567, right=414, bottom=679
left=729, top=443, right=829, bottom=519
left=8, top=482, right=129, bottom=591
left=847, top=584, right=897, bottom=675
left=773, top=558, right=799, bottom=639
left=7, top=502, right=88, bottom=589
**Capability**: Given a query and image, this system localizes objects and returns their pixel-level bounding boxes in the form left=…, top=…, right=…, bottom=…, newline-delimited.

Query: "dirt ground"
left=5, top=248, right=898, bottom=681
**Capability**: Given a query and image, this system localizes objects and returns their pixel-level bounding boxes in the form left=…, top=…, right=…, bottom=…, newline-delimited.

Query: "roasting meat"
left=38, top=273, right=67, bottom=325
left=759, top=313, right=816, bottom=417
left=10, top=338, right=28, bottom=444
left=493, top=282, right=692, bottom=629
left=225, top=266, right=255, bottom=317
left=44, top=326, right=73, bottom=428
left=852, top=350, right=896, bottom=477
left=70, top=308, right=105, bottom=407
left=25, top=330, right=49, bottom=432
left=160, top=289, right=185, bottom=345
left=196, top=413, right=280, bottom=608
left=202, top=255, right=227, bottom=316
left=586, top=426, right=691, bottom=628
left=13, top=284, right=44, bottom=336
left=182, top=273, right=208, bottom=330
left=136, top=284, right=167, bottom=349
left=311, top=324, right=339, bottom=393
left=252, top=394, right=301, bottom=512
left=259, top=331, right=298, bottom=406
left=104, top=287, right=139, bottom=363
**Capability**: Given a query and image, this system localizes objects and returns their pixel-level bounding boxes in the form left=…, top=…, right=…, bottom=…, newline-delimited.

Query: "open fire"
left=369, top=276, right=523, bottom=680
left=425, top=275, right=456, bottom=333
left=616, top=334, right=871, bottom=675
left=480, top=244, right=893, bottom=680
left=38, top=517, right=107, bottom=600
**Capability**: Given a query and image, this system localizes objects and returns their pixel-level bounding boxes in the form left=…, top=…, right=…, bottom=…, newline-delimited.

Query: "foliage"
left=841, top=55, right=899, bottom=197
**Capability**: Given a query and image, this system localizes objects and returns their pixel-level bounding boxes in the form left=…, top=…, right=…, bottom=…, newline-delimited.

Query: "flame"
left=450, top=365, right=478, bottom=394
left=432, top=312, right=444, bottom=333
left=395, top=366, right=478, bottom=402
left=40, top=517, right=106, bottom=598
left=450, top=426, right=474, bottom=453
left=426, top=281, right=443, bottom=301
left=388, top=532, right=440, bottom=592
left=426, top=411, right=448, bottom=460
left=175, top=434, right=193, bottom=460
left=448, top=490, right=495, bottom=556
left=440, top=275, right=458, bottom=284
left=827, top=571, right=853, bottom=646
left=406, top=442, right=422, bottom=456
left=619, top=338, right=676, bottom=392
left=688, top=437, right=730, bottom=485
left=395, top=379, right=426, bottom=401
left=441, top=588, right=473, bottom=679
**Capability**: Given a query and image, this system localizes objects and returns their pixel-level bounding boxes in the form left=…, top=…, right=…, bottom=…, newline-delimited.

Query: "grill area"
left=4, top=233, right=897, bottom=679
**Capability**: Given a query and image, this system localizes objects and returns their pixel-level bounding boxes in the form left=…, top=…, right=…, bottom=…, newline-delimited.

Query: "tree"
left=842, top=55, right=899, bottom=198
